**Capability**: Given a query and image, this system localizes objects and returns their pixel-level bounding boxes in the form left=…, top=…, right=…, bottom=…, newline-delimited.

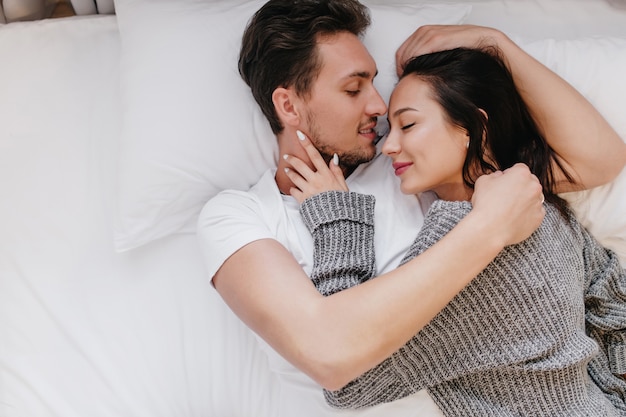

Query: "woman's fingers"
left=296, top=130, right=330, bottom=173
left=283, top=130, right=349, bottom=203
left=283, top=152, right=314, bottom=182
left=328, top=153, right=349, bottom=191
left=294, top=130, right=347, bottom=190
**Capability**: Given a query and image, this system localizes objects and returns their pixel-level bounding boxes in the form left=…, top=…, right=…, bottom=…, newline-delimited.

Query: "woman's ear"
left=272, top=87, right=301, bottom=127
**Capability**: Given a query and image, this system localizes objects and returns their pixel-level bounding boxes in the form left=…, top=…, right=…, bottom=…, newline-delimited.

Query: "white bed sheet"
left=1, top=2, right=625, bottom=417
left=0, top=15, right=273, bottom=417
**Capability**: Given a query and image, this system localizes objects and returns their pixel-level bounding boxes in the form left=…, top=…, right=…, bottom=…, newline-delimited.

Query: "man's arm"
left=213, top=164, right=544, bottom=391
left=396, top=25, right=626, bottom=192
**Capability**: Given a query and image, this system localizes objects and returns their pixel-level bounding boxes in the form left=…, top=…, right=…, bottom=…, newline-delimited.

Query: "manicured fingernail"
left=296, top=130, right=306, bottom=141
left=283, top=154, right=288, bottom=160
left=284, top=167, right=290, bottom=173
left=333, top=153, right=339, bottom=165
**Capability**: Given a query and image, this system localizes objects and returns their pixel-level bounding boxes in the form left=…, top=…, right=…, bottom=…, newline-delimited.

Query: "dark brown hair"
left=402, top=47, right=576, bottom=219
left=239, top=0, right=370, bottom=134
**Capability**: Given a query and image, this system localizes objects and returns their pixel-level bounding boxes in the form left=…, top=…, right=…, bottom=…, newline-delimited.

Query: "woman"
left=284, top=47, right=626, bottom=416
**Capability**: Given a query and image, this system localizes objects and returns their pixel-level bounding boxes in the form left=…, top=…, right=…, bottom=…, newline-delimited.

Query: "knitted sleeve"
left=578, top=220, right=626, bottom=411
left=321, top=200, right=471, bottom=409
left=299, top=191, right=376, bottom=296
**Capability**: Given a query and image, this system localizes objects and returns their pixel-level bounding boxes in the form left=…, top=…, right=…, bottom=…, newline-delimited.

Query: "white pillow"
left=520, top=37, right=626, bottom=265
left=113, top=0, right=471, bottom=252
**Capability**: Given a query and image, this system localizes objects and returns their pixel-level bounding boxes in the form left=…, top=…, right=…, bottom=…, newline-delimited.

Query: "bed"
left=1, top=0, right=625, bottom=416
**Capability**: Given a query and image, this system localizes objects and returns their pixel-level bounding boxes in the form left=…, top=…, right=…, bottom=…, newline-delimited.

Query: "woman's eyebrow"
left=392, top=107, right=418, bottom=117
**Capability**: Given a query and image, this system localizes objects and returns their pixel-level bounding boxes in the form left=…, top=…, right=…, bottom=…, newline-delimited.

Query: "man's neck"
left=275, top=165, right=357, bottom=196
left=273, top=129, right=358, bottom=195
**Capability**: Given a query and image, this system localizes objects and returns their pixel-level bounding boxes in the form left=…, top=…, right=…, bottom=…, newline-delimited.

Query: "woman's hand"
left=283, top=130, right=348, bottom=203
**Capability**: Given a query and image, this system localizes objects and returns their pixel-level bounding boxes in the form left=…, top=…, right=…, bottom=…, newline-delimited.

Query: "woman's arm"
left=299, top=191, right=377, bottom=296
left=300, top=189, right=414, bottom=407
left=215, top=136, right=544, bottom=391
left=396, top=25, right=626, bottom=191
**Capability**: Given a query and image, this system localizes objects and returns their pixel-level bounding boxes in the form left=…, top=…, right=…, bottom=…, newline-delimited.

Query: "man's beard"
left=306, top=115, right=377, bottom=174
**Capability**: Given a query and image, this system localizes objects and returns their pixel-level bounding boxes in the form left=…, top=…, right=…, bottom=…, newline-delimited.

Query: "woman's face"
left=382, top=75, right=470, bottom=201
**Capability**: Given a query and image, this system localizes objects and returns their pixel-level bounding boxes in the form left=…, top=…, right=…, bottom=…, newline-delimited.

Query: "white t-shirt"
left=197, top=147, right=443, bottom=417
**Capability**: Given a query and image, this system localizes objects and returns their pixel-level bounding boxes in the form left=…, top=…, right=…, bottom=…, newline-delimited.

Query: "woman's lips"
left=392, top=162, right=412, bottom=176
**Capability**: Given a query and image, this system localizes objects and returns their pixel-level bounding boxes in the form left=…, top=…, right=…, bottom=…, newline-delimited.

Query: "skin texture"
left=394, top=25, right=626, bottom=191
left=213, top=24, right=624, bottom=391
left=273, top=32, right=386, bottom=187
left=383, top=75, right=471, bottom=200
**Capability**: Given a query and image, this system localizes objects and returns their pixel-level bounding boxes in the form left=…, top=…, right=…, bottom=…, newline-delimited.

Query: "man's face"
left=299, top=32, right=387, bottom=171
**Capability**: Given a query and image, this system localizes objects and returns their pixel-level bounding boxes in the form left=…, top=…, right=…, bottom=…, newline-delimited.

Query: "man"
left=197, top=1, right=626, bottom=415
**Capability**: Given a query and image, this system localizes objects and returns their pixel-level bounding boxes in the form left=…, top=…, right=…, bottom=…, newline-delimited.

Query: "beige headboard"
left=0, top=0, right=113, bottom=22
left=2, top=0, right=48, bottom=22
left=71, top=0, right=114, bottom=15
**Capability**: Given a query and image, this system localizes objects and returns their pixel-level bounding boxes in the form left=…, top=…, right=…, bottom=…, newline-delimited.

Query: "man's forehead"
left=316, top=32, right=377, bottom=80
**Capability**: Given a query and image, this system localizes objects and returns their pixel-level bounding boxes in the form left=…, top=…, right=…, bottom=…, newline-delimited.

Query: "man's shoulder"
left=202, top=169, right=279, bottom=211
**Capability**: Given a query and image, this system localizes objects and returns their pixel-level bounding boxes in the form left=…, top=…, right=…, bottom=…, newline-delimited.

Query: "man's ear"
left=272, top=87, right=301, bottom=127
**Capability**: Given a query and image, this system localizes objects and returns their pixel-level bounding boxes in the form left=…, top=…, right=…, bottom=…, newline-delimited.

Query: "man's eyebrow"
left=345, top=70, right=378, bottom=79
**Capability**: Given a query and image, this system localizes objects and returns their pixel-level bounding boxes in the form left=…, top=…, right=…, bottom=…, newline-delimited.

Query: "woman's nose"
left=382, top=129, right=400, bottom=156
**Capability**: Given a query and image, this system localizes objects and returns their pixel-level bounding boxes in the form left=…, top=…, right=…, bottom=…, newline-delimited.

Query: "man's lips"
left=358, top=122, right=378, bottom=141
left=392, top=162, right=412, bottom=176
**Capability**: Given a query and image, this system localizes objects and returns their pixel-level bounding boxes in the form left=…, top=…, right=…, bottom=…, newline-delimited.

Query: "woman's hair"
left=401, top=47, right=575, bottom=218
left=239, top=0, right=370, bottom=134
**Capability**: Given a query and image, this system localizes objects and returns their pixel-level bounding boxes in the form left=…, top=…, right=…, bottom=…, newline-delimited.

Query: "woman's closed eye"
left=401, top=122, right=416, bottom=131
left=345, top=90, right=360, bottom=97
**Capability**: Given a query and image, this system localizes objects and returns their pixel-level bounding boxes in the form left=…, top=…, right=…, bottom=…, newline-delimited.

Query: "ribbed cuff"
left=300, top=191, right=375, bottom=233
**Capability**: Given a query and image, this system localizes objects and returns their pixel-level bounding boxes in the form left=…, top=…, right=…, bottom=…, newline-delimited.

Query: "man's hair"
left=239, top=0, right=370, bottom=134
left=402, top=47, right=575, bottom=219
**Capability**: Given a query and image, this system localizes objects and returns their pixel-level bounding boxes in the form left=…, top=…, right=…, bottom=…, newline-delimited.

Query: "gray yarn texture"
left=300, top=192, right=626, bottom=416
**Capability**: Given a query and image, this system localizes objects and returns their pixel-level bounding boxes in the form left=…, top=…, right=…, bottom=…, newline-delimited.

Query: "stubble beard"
left=306, top=115, right=377, bottom=175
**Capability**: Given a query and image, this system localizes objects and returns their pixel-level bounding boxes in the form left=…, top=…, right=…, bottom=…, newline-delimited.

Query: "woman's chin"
left=400, top=182, right=422, bottom=196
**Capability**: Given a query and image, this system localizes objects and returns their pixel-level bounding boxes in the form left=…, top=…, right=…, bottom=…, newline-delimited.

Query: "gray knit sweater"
left=299, top=191, right=626, bottom=417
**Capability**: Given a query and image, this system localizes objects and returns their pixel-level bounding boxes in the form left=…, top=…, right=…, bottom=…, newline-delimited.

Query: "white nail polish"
left=296, top=130, right=306, bottom=141
left=333, top=153, right=339, bottom=165
left=283, top=154, right=288, bottom=160
left=284, top=167, right=290, bottom=173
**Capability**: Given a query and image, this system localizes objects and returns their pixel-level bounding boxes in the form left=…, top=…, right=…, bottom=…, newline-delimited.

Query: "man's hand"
left=395, top=25, right=502, bottom=76
left=397, top=25, right=625, bottom=190
left=471, top=163, right=545, bottom=247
